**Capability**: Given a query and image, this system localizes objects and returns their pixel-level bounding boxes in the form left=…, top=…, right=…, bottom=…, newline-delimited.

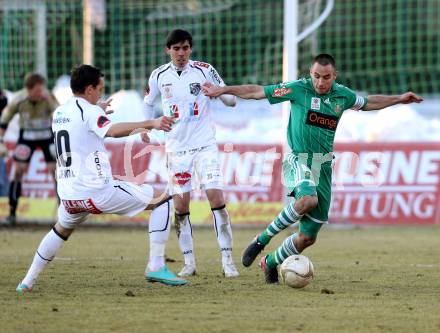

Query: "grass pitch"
left=1, top=225, right=440, bottom=333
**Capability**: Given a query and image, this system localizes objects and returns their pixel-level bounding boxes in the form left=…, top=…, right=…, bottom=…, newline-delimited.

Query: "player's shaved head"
left=312, top=54, right=336, bottom=69
left=310, top=54, right=337, bottom=95
left=166, top=29, right=193, bottom=48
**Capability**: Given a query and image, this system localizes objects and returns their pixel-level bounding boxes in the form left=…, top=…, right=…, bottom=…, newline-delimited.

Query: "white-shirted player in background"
left=143, top=29, right=239, bottom=277
left=16, top=64, right=187, bottom=293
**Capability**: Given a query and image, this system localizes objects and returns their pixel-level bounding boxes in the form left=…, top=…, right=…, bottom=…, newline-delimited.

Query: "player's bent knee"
left=209, top=197, right=225, bottom=209
left=304, top=196, right=318, bottom=210
left=296, top=195, right=318, bottom=214
left=206, top=189, right=225, bottom=208
left=174, top=204, right=190, bottom=215
left=173, top=192, right=191, bottom=214
left=146, top=195, right=172, bottom=211
left=147, top=188, right=170, bottom=207
left=53, top=223, right=74, bottom=240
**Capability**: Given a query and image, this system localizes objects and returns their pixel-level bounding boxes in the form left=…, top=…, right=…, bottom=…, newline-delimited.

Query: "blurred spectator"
left=0, top=74, right=59, bottom=224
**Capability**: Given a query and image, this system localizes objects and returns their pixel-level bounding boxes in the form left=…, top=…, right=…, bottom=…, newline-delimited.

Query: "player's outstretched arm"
left=362, top=92, right=423, bottom=111
left=203, top=83, right=266, bottom=100
left=106, top=116, right=174, bottom=138
left=202, top=82, right=236, bottom=106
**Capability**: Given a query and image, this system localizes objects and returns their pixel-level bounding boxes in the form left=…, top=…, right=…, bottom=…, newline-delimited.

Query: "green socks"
left=257, top=202, right=303, bottom=246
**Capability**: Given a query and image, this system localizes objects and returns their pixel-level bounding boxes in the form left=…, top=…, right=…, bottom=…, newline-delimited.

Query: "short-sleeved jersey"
left=144, top=60, right=225, bottom=152
left=1, top=89, right=58, bottom=140
left=264, top=78, right=367, bottom=157
left=52, top=97, right=113, bottom=199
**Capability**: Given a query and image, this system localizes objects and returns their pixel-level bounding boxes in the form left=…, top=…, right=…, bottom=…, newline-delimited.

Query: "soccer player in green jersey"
left=203, top=54, right=423, bottom=283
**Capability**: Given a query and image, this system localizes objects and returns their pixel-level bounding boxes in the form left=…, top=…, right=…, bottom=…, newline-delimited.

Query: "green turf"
left=1, top=225, right=440, bottom=333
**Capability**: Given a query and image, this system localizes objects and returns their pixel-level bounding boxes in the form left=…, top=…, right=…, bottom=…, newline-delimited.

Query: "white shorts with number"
left=167, top=144, right=223, bottom=195
left=58, top=180, right=154, bottom=229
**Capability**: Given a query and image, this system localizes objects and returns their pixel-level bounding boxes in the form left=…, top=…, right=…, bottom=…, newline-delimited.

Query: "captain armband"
left=351, top=95, right=366, bottom=111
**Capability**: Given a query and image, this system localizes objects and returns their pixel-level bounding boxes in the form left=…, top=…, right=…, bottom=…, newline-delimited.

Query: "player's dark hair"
left=166, top=29, right=193, bottom=48
left=313, top=54, right=336, bottom=68
left=0, top=89, right=7, bottom=113
left=70, top=64, right=104, bottom=94
left=24, top=73, right=46, bottom=89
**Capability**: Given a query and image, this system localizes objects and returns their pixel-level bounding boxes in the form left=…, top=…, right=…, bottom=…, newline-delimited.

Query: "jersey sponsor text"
left=193, top=61, right=210, bottom=68
left=306, top=110, right=338, bottom=131
left=62, top=199, right=102, bottom=214
left=272, top=88, right=292, bottom=97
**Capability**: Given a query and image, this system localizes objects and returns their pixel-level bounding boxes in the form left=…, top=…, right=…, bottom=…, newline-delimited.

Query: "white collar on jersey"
left=170, top=61, right=190, bottom=73
left=73, top=96, right=92, bottom=106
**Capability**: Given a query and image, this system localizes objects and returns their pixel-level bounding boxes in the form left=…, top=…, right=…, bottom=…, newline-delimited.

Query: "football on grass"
left=279, top=255, right=314, bottom=288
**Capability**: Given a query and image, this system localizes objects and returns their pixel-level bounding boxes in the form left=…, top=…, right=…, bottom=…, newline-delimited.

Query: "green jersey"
left=264, top=78, right=367, bottom=156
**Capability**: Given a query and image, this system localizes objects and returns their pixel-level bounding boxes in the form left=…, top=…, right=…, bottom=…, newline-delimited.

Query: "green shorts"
left=282, top=153, right=332, bottom=237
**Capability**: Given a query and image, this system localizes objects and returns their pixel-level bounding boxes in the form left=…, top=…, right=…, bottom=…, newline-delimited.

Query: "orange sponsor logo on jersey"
left=306, top=110, right=338, bottom=131
left=272, top=88, right=292, bottom=97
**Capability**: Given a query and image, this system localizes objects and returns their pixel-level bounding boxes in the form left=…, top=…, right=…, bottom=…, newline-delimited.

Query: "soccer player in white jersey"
left=16, top=64, right=187, bottom=293
left=143, top=29, right=239, bottom=277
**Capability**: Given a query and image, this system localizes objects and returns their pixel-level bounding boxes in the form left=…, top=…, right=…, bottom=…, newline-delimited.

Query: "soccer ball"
left=279, top=255, right=314, bottom=288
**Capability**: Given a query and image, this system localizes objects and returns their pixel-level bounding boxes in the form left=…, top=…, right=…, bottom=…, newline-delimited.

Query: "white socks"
left=148, top=243, right=166, bottom=272
left=21, top=228, right=67, bottom=287
left=175, top=212, right=195, bottom=266
left=212, top=205, right=234, bottom=265
left=147, top=199, right=171, bottom=272
left=174, top=206, right=234, bottom=267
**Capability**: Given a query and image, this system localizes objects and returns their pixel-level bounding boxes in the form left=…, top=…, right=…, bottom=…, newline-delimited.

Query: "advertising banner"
left=0, top=142, right=438, bottom=225
left=332, top=143, right=440, bottom=225
left=0, top=142, right=284, bottom=224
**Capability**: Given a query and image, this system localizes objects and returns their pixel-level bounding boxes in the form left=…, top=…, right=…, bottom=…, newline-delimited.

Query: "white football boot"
left=222, top=262, right=240, bottom=278
left=178, top=263, right=197, bottom=277
left=222, top=251, right=239, bottom=278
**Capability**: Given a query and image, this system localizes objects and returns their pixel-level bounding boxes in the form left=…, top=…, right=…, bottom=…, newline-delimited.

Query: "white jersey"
left=144, top=60, right=225, bottom=152
left=52, top=97, right=113, bottom=199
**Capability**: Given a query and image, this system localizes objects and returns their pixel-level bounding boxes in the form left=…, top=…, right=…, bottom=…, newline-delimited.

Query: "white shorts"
left=167, top=144, right=223, bottom=195
left=58, top=180, right=154, bottom=229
